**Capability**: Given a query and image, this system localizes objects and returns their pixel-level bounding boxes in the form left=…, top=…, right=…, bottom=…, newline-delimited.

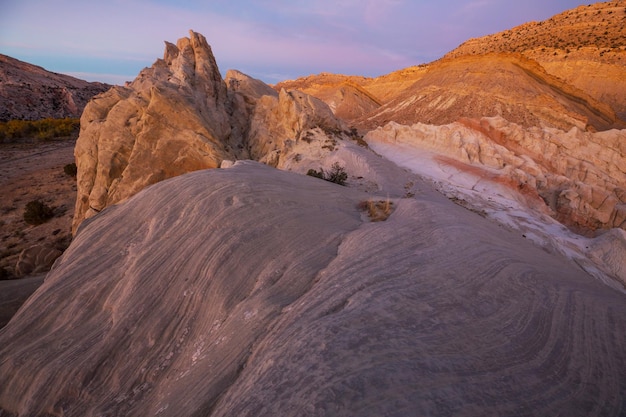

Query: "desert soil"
left=0, top=138, right=76, bottom=277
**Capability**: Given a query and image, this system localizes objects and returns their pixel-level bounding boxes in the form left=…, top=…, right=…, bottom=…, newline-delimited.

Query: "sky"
left=0, top=0, right=590, bottom=85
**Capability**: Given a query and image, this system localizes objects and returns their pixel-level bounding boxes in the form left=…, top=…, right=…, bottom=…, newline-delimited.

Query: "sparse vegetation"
left=306, top=168, right=325, bottom=179
left=63, top=162, right=78, bottom=177
left=23, top=200, right=55, bottom=225
left=358, top=199, right=394, bottom=222
left=300, top=130, right=315, bottom=143
left=0, top=117, right=79, bottom=142
left=306, top=162, right=348, bottom=185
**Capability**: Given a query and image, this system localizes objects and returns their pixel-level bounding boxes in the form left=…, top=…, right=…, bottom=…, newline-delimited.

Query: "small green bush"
left=63, top=162, right=78, bottom=177
left=327, top=163, right=348, bottom=185
left=306, top=162, right=348, bottom=186
left=306, top=168, right=325, bottom=179
left=23, top=200, right=54, bottom=225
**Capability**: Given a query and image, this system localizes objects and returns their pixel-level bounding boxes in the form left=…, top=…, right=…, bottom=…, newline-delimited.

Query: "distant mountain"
left=0, top=54, right=110, bottom=121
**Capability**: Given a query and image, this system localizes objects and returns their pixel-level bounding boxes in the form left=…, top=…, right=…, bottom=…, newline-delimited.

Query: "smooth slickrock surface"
left=1, top=162, right=624, bottom=416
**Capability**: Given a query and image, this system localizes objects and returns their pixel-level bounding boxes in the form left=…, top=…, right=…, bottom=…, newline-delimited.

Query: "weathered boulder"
left=14, top=245, right=62, bottom=277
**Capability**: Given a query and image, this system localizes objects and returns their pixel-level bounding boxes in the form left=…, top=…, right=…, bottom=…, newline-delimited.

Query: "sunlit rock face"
left=247, top=88, right=345, bottom=166
left=366, top=117, right=626, bottom=232
left=73, top=31, right=234, bottom=232
left=1, top=162, right=625, bottom=416
left=72, top=31, right=345, bottom=233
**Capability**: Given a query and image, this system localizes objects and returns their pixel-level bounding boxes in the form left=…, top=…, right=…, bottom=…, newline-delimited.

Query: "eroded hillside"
left=0, top=54, right=110, bottom=122
left=445, top=1, right=626, bottom=119
left=355, top=53, right=622, bottom=132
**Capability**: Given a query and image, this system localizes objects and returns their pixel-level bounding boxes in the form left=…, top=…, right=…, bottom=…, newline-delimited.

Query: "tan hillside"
left=445, top=1, right=626, bottom=119
left=278, top=2, right=625, bottom=126
left=356, top=53, right=623, bottom=132
left=274, top=74, right=381, bottom=120
left=274, top=65, right=429, bottom=106
left=360, top=65, right=429, bottom=103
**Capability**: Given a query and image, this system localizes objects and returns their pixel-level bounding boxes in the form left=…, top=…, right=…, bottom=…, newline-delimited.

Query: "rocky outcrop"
left=365, top=117, right=626, bottom=231
left=72, top=31, right=346, bottom=233
left=14, top=245, right=62, bottom=277
left=1, top=162, right=624, bottom=416
left=73, top=31, right=235, bottom=232
left=0, top=54, right=110, bottom=122
left=246, top=88, right=344, bottom=166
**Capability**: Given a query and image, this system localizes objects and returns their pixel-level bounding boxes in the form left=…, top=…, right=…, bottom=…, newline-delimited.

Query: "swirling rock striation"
left=0, top=162, right=624, bottom=416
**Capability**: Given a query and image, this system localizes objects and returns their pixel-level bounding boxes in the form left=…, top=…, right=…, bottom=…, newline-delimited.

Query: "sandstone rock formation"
left=444, top=1, right=626, bottom=120
left=365, top=117, right=626, bottom=232
left=246, top=88, right=344, bottom=165
left=72, top=31, right=346, bottom=233
left=1, top=162, right=624, bottom=416
left=0, top=54, right=110, bottom=122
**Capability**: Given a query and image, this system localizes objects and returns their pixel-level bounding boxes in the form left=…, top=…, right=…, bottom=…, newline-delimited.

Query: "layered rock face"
left=1, top=162, right=624, bottom=416
left=355, top=53, right=621, bottom=132
left=365, top=117, right=626, bottom=231
left=72, top=31, right=345, bottom=233
left=444, top=1, right=626, bottom=120
left=0, top=54, right=110, bottom=122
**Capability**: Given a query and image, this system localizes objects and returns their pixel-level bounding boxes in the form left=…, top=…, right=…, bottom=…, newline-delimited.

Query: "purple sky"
left=0, top=0, right=589, bottom=85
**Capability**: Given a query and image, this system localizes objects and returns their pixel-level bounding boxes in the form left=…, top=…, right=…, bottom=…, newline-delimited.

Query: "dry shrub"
left=307, top=162, right=348, bottom=186
left=358, top=199, right=394, bottom=222
left=23, top=200, right=54, bottom=225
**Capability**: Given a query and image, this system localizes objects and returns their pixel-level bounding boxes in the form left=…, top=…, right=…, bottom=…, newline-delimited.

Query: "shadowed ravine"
left=0, top=162, right=624, bottom=416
